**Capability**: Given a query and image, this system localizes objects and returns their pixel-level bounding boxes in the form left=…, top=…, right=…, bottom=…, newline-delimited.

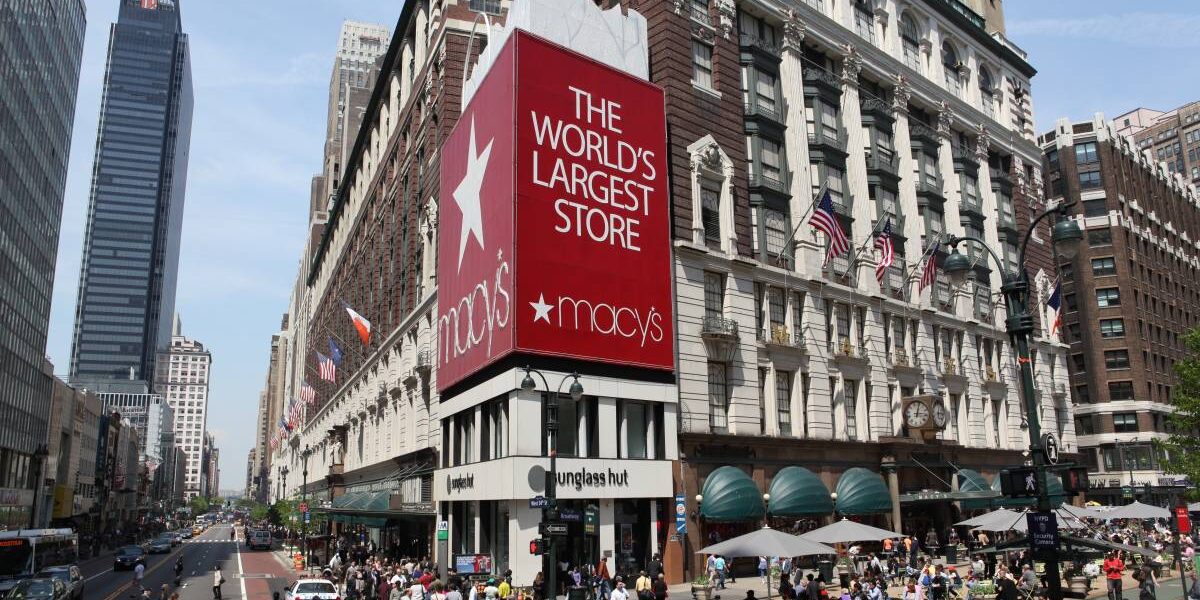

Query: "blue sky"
left=44, top=0, right=1200, bottom=493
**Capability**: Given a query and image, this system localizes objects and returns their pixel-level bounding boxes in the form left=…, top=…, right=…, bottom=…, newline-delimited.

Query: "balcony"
left=865, top=150, right=899, bottom=174
left=690, top=4, right=712, bottom=26
left=890, top=349, right=921, bottom=375
left=415, top=347, right=432, bottom=377
left=700, top=316, right=739, bottom=362
left=748, top=171, right=790, bottom=196
left=765, top=325, right=806, bottom=352
left=860, top=97, right=892, bottom=119
left=909, top=123, right=939, bottom=146
left=942, top=356, right=959, bottom=376
left=803, top=67, right=843, bottom=95
left=743, top=101, right=787, bottom=129
left=833, top=337, right=868, bottom=368
left=739, top=34, right=780, bottom=59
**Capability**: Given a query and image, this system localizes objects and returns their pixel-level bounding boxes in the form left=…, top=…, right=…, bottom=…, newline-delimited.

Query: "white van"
left=247, top=529, right=272, bottom=551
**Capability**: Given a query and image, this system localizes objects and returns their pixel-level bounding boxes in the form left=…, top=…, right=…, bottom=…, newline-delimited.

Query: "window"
left=1074, top=415, right=1095, bottom=436
left=844, top=379, right=858, bottom=440
left=1091, top=257, right=1116, bottom=276
left=899, top=13, right=921, bottom=71
left=703, top=271, right=725, bottom=322
left=1109, top=381, right=1135, bottom=402
left=960, top=172, right=980, bottom=210
left=701, top=182, right=721, bottom=245
left=692, top=41, right=714, bottom=89
left=1112, top=412, right=1138, bottom=433
left=754, top=70, right=778, bottom=115
left=469, top=0, right=501, bottom=14
left=1100, top=318, right=1125, bottom=338
left=1088, top=229, right=1112, bottom=247
left=769, top=286, right=786, bottom=333
left=1104, top=350, right=1130, bottom=370
left=1075, top=142, right=1099, bottom=164
left=690, top=0, right=710, bottom=23
left=708, top=362, right=728, bottom=432
left=853, top=0, right=874, bottom=43
left=1082, top=199, right=1106, bottom=217
left=1047, top=149, right=1059, bottom=169
left=807, top=97, right=840, bottom=144
left=759, top=138, right=783, bottom=183
left=1074, top=384, right=1090, bottom=404
left=941, top=41, right=961, bottom=96
left=621, top=401, right=650, bottom=459
left=1096, top=288, right=1120, bottom=307
left=762, top=208, right=788, bottom=259
left=758, top=369, right=768, bottom=434
left=1078, top=170, right=1102, bottom=189
left=978, top=66, right=995, bottom=118
left=777, top=371, right=793, bottom=436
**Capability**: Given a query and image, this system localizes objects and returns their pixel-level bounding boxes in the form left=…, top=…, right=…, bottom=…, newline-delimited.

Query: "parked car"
left=284, top=579, right=339, bottom=600
left=34, top=566, right=83, bottom=600
left=247, top=529, right=272, bottom=551
left=167, top=532, right=182, bottom=546
left=147, top=536, right=172, bottom=554
left=4, top=577, right=68, bottom=599
left=179, top=529, right=192, bottom=540
left=112, top=546, right=146, bottom=571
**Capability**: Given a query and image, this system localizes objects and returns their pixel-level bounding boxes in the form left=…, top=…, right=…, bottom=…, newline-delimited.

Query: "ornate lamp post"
left=521, top=367, right=584, bottom=600
left=942, top=201, right=1082, bottom=600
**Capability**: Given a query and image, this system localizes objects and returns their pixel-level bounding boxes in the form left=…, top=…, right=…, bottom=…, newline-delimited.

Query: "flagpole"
left=835, top=215, right=889, bottom=281
left=776, top=183, right=828, bottom=268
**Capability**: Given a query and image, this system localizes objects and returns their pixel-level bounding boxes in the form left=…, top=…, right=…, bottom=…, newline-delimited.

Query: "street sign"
left=299, top=502, right=308, bottom=513
left=437, top=520, right=449, bottom=541
left=1176, top=505, right=1191, bottom=534
left=1122, top=485, right=1134, bottom=499
left=539, top=521, right=569, bottom=536
left=559, top=508, right=583, bottom=522
left=1027, top=511, right=1059, bottom=552
left=584, top=505, right=599, bottom=535
left=1000, top=468, right=1040, bottom=498
left=304, top=512, right=311, bottom=523
left=529, top=496, right=552, bottom=509
left=674, top=493, right=687, bottom=535
left=1041, top=432, right=1060, bottom=465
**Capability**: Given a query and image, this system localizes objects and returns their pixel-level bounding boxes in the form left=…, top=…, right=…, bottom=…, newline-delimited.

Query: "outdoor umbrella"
left=969, top=509, right=1087, bottom=532
left=955, top=508, right=1021, bottom=528
left=800, top=517, right=903, bottom=544
left=1103, top=501, right=1169, bottom=520
left=698, top=526, right=836, bottom=600
left=1189, top=502, right=1200, bottom=512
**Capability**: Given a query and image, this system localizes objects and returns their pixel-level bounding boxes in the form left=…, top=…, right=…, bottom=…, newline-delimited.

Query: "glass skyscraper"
left=0, top=0, right=86, bottom=473
left=70, top=0, right=193, bottom=385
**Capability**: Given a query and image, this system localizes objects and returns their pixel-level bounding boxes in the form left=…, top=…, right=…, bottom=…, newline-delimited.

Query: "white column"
left=599, top=499, right=616, bottom=561
left=510, top=501, right=542, bottom=586
left=764, top=367, right=779, bottom=436
left=509, top=389, right=542, bottom=456
left=662, top=403, right=680, bottom=459
left=937, top=104, right=968, bottom=321
left=838, top=44, right=874, bottom=288
left=780, top=13, right=815, bottom=271
left=598, top=397, right=618, bottom=458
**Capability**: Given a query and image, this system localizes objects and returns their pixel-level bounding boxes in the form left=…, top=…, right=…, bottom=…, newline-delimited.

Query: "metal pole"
left=303, top=447, right=309, bottom=573
left=1174, top=491, right=1187, bottom=600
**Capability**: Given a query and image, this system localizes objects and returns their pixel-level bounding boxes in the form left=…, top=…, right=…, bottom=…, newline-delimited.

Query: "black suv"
left=112, top=546, right=146, bottom=571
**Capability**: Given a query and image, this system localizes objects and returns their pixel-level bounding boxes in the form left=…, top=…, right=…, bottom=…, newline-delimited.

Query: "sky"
left=43, top=0, right=1200, bottom=494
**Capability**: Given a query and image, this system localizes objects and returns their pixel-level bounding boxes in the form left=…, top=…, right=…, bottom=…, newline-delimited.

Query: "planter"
left=1068, top=577, right=1089, bottom=594
left=691, top=585, right=712, bottom=600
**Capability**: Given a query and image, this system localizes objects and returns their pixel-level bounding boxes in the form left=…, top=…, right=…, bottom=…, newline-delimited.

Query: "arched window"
left=978, top=65, right=995, bottom=118
left=899, top=13, right=921, bottom=71
left=941, top=41, right=961, bottom=96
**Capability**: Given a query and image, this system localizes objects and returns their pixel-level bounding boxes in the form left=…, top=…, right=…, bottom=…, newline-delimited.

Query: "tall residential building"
left=69, top=0, right=193, bottom=386
left=244, top=448, right=256, bottom=499
left=154, top=315, right=211, bottom=499
left=1113, top=101, right=1200, bottom=186
left=1039, top=115, right=1198, bottom=504
left=0, top=0, right=87, bottom=519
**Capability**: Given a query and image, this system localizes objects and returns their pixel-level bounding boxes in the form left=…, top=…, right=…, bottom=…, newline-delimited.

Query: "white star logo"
left=530, top=294, right=553, bottom=324
left=453, top=116, right=494, bottom=272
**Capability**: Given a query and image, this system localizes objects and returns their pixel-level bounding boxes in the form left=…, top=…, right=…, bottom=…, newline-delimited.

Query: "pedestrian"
left=213, top=568, right=225, bottom=600
left=715, top=555, right=727, bottom=589
left=133, top=561, right=146, bottom=589
left=597, top=557, right=613, bottom=600
left=760, top=557, right=770, bottom=584
left=636, top=571, right=654, bottom=600
left=652, top=574, right=669, bottom=600
left=995, top=575, right=1017, bottom=600
left=612, top=579, right=631, bottom=600
left=1135, top=566, right=1157, bottom=600
left=1104, top=551, right=1125, bottom=600
left=649, top=554, right=664, bottom=580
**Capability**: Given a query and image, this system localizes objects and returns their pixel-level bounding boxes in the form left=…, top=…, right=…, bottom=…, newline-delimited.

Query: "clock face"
left=931, top=402, right=948, bottom=428
left=905, top=401, right=929, bottom=428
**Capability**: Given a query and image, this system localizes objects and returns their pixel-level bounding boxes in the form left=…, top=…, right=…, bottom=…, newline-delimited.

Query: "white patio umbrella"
left=955, top=508, right=1021, bottom=528
left=698, top=526, right=836, bottom=600
left=1189, top=502, right=1200, bottom=512
left=800, top=517, right=903, bottom=544
left=969, top=509, right=1087, bottom=532
left=1104, top=501, right=1170, bottom=520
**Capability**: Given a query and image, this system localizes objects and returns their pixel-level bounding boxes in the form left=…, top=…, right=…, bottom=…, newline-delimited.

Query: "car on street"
left=112, top=546, right=146, bottom=571
left=167, top=532, right=182, bottom=546
left=34, top=566, right=83, bottom=600
left=247, top=529, right=272, bottom=551
left=179, top=529, right=192, bottom=540
left=147, top=536, right=172, bottom=554
left=284, top=579, right=339, bottom=600
left=3, top=577, right=68, bottom=599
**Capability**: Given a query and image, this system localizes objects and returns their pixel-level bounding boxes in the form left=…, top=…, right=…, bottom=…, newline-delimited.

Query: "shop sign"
left=557, top=467, right=629, bottom=491
left=1176, top=505, right=1191, bottom=533
left=585, top=505, right=599, bottom=535
left=436, top=30, right=672, bottom=392
left=446, top=473, right=475, bottom=494
left=674, top=493, right=687, bottom=535
left=454, top=554, right=493, bottom=575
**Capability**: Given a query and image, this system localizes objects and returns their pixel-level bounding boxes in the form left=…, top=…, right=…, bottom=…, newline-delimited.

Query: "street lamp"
left=302, top=445, right=311, bottom=570
left=942, top=200, right=1081, bottom=600
left=520, top=367, right=583, bottom=600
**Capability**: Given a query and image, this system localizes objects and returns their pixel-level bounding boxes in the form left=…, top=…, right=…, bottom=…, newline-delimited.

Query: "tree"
left=1161, top=328, right=1200, bottom=498
left=189, top=495, right=210, bottom=515
left=250, top=504, right=269, bottom=523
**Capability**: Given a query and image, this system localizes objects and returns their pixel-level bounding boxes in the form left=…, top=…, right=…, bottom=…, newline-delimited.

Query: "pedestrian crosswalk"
left=186, top=539, right=237, bottom=543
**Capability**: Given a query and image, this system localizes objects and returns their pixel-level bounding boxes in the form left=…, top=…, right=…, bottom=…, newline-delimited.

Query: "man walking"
left=714, top=556, right=728, bottom=590
left=133, top=561, right=146, bottom=591
left=213, top=568, right=225, bottom=599
left=1104, top=551, right=1125, bottom=600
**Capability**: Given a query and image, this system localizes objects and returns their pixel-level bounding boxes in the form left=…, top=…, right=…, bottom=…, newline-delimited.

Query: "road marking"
left=237, top=545, right=248, bottom=600
left=85, top=568, right=113, bottom=583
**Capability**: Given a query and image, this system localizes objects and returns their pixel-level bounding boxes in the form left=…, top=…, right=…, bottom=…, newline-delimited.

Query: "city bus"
left=0, top=529, right=78, bottom=594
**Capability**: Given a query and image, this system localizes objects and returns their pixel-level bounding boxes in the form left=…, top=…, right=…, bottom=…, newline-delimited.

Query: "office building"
left=1113, top=101, right=1200, bottom=186
left=1039, top=114, right=1197, bottom=504
left=0, top=0, right=87, bottom=521
left=43, top=375, right=102, bottom=528
left=154, top=315, right=211, bottom=499
left=99, top=389, right=174, bottom=465
left=69, top=0, right=193, bottom=385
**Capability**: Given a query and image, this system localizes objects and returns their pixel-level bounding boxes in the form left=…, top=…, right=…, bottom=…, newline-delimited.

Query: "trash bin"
left=568, top=586, right=588, bottom=600
left=945, top=544, right=957, bottom=565
left=818, top=560, right=834, bottom=584
left=838, top=572, right=849, bottom=589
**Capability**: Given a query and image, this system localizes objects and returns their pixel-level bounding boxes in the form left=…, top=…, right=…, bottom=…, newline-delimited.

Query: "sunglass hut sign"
left=437, top=31, right=674, bottom=392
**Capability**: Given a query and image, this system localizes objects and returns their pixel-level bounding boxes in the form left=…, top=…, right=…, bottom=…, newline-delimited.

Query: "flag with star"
left=316, top=350, right=336, bottom=382
left=874, top=219, right=894, bottom=284
left=809, top=189, right=849, bottom=265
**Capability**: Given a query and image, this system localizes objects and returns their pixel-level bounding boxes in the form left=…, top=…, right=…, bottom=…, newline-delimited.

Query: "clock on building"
left=903, top=400, right=930, bottom=428
left=931, top=401, right=949, bottom=429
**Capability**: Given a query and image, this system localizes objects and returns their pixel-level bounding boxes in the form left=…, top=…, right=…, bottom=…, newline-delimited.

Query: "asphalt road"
left=78, top=524, right=294, bottom=600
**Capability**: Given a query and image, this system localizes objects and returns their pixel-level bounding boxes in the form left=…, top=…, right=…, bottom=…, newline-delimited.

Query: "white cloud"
left=1008, top=13, right=1200, bottom=48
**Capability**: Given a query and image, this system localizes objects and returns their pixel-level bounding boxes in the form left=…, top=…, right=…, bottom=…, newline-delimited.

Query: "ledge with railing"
left=743, top=100, right=787, bottom=124
left=738, top=33, right=780, bottom=56
left=748, top=170, right=790, bottom=194
left=766, top=325, right=806, bottom=350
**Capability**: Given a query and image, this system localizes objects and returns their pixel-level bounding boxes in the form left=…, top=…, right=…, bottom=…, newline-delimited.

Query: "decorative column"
left=891, top=76, right=921, bottom=293
left=838, top=44, right=872, bottom=286
left=780, top=11, right=816, bottom=273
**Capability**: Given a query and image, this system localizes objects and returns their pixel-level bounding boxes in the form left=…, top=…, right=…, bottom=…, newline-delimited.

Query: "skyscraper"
left=0, top=0, right=87, bottom=520
left=70, top=0, right=193, bottom=386
left=154, top=315, right=211, bottom=499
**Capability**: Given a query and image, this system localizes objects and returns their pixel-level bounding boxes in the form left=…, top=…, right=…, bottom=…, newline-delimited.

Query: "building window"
left=899, top=13, right=921, bottom=72
left=1112, top=412, right=1138, bottom=433
left=769, top=287, right=786, bottom=336
left=1104, top=350, right=1130, bottom=370
left=762, top=207, right=788, bottom=260
left=1047, top=148, right=1059, bottom=169
left=1078, top=170, right=1102, bottom=189
left=690, top=0, right=710, bottom=23
left=1099, top=318, right=1125, bottom=338
left=801, top=374, right=810, bottom=438
left=1091, top=257, right=1116, bottom=276
left=701, top=181, right=721, bottom=245
left=941, top=41, right=961, bottom=96
left=979, top=66, right=995, bottom=118
left=758, top=369, right=768, bottom=435
left=758, top=137, right=784, bottom=184
left=621, top=401, right=650, bottom=459
left=708, top=362, right=729, bottom=432
left=806, top=97, right=840, bottom=144
left=692, top=41, right=714, bottom=90
left=469, top=0, right=501, bottom=15
left=1074, top=415, right=1095, bottom=436
left=1096, top=288, right=1120, bottom=307
left=853, top=0, right=874, bottom=43
left=776, top=371, right=792, bottom=436
left=1109, top=381, right=1135, bottom=402
left=753, top=69, right=779, bottom=116
left=844, top=379, right=858, bottom=440
left=703, top=271, right=725, bottom=322
left=1082, top=199, right=1106, bottom=217
left=1074, top=384, right=1090, bottom=404
left=1075, top=142, right=1099, bottom=164
left=1088, top=229, right=1112, bottom=246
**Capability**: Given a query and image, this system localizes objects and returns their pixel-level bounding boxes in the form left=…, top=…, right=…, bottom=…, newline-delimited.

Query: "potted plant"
left=970, top=581, right=997, bottom=600
left=692, top=574, right=712, bottom=600
left=1063, top=563, right=1089, bottom=595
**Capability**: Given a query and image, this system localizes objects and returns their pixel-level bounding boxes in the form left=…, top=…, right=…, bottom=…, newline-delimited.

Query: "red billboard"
left=437, top=31, right=672, bottom=392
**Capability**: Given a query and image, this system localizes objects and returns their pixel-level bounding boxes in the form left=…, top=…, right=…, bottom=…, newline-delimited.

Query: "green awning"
left=958, top=469, right=994, bottom=511
left=834, top=468, right=892, bottom=515
left=700, top=466, right=764, bottom=522
left=767, top=467, right=833, bottom=516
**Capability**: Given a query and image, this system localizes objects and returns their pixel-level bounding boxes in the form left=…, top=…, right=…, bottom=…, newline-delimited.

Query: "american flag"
left=316, top=350, right=336, bottom=382
left=1046, top=278, right=1063, bottom=336
left=874, top=220, right=895, bottom=284
left=809, top=190, right=849, bottom=265
left=919, top=241, right=941, bottom=292
left=299, top=381, right=316, bottom=405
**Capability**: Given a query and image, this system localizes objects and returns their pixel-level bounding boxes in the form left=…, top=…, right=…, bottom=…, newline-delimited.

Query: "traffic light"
left=1062, top=467, right=1089, bottom=493
left=530, top=538, right=547, bottom=555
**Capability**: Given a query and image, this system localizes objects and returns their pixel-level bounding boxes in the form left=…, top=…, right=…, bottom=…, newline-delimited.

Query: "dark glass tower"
left=0, top=0, right=86, bottom=464
left=70, top=0, right=193, bottom=385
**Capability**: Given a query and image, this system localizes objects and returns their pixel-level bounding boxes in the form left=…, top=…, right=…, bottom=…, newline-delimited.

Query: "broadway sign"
left=437, top=30, right=672, bottom=392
